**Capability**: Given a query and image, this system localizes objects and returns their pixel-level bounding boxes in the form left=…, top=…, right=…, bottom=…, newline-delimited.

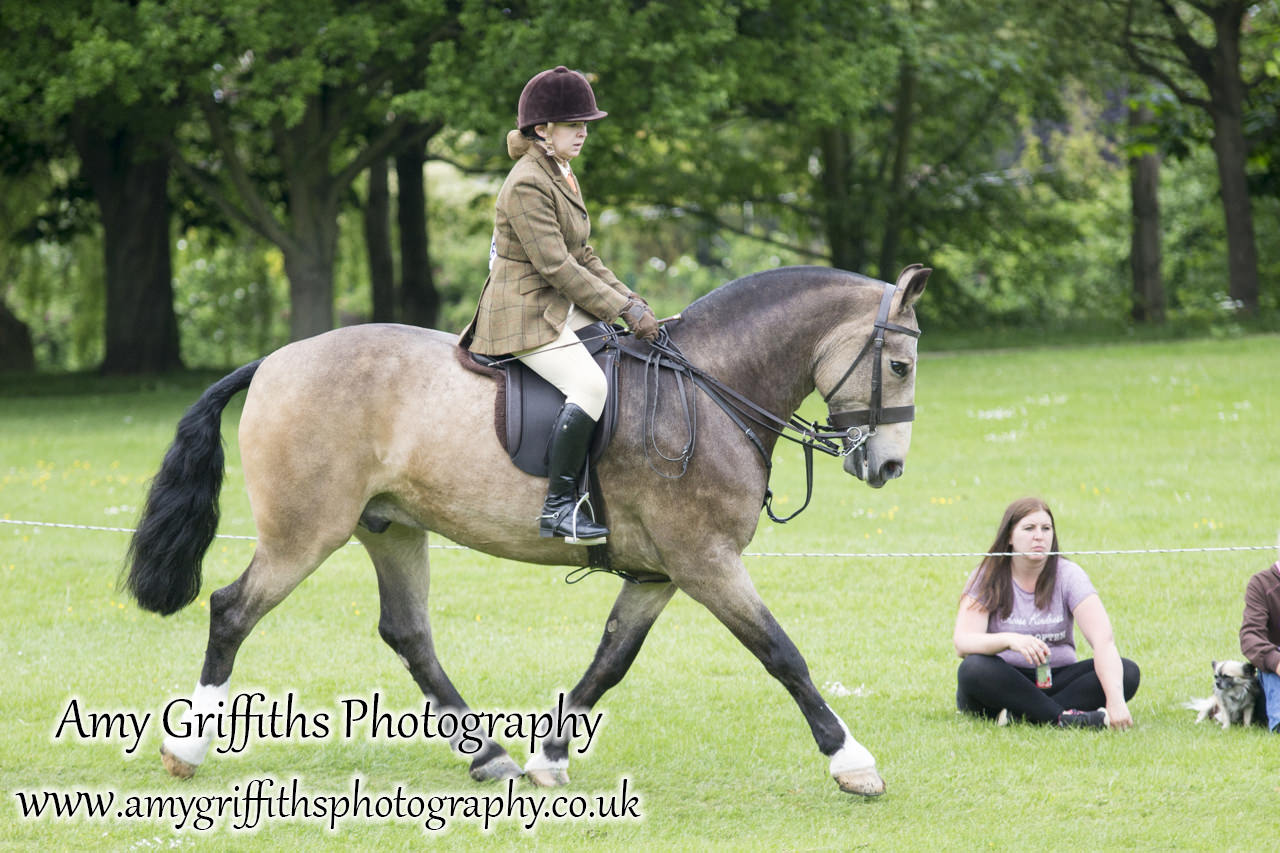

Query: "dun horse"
left=126, top=264, right=928, bottom=797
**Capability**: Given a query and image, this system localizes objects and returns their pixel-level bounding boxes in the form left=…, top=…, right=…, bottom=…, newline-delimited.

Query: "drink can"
left=1035, top=662, right=1052, bottom=688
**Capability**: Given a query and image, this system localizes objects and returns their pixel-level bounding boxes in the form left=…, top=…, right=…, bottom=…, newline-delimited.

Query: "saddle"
left=456, top=322, right=621, bottom=477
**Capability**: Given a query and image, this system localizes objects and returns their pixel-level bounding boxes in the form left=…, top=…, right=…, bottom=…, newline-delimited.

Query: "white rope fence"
left=3, top=517, right=1275, bottom=559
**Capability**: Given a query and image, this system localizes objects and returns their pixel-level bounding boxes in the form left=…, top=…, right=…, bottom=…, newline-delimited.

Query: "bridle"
left=629, top=277, right=921, bottom=523
left=822, top=279, right=921, bottom=433
left=820, top=279, right=922, bottom=484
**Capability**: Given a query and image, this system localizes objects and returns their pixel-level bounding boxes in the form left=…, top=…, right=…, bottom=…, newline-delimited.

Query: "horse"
left=125, top=263, right=929, bottom=797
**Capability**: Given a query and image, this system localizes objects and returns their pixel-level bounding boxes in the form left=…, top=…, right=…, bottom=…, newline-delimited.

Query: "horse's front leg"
left=527, top=580, right=676, bottom=787
left=680, top=558, right=885, bottom=797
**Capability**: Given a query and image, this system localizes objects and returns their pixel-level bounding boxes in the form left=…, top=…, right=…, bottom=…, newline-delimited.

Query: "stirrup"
left=540, top=493, right=608, bottom=545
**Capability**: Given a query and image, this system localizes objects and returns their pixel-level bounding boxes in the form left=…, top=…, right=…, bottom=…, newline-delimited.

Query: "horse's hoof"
left=834, top=767, right=885, bottom=797
left=469, top=755, right=524, bottom=782
left=526, top=767, right=570, bottom=787
left=160, top=745, right=198, bottom=779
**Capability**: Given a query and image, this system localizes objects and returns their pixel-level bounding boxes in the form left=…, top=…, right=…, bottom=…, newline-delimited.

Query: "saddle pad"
left=460, top=323, right=620, bottom=477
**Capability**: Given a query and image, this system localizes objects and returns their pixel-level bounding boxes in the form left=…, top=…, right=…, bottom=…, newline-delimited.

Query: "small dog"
left=1189, top=660, right=1264, bottom=729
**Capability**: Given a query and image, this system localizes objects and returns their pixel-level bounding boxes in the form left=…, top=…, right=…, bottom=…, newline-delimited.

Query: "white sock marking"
left=826, top=706, right=876, bottom=774
left=161, top=681, right=229, bottom=767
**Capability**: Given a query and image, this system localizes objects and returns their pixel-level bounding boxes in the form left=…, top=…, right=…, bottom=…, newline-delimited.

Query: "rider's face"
left=538, top=121, right=589, bottom=161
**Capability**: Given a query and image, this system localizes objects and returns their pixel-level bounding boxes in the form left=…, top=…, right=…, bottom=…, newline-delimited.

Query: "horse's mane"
left=679, top=266, right=878, bottom=326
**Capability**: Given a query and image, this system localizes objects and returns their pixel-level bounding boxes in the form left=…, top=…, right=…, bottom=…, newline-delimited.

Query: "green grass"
left=3, top=334, right=1279, bottom=851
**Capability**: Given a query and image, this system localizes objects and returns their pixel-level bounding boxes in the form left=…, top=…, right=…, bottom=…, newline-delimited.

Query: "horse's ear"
left=896, top=265, right=930, bottom=307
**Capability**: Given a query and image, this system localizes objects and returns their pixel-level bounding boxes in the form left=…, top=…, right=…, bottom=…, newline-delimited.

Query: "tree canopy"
left=1, top=0, right=1277, bottom=373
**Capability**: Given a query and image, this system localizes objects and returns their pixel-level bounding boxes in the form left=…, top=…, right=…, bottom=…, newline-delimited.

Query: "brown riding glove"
left=620, top=297, right=660, bottom=341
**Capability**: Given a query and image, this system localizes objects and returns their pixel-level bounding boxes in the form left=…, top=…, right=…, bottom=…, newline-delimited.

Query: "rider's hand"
left=621, top=297, right=659, bottom=342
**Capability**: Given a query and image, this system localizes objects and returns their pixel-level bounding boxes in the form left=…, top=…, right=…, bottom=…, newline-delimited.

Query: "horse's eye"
left=890, top=360, right=910, bottom=378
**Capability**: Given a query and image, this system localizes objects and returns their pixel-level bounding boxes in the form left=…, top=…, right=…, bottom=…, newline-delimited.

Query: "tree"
left=0, top=133, right=48, bottom=373
left=1128, top=100, right=1166, bottom=322
left=0, top=301, right=34, bottom=372
left=363, top=157, right=396, bottom=324
left=582, top=0, right=1076, bottom=321
left=71, top=108, right=183, bottom=373
left=164, top=0, right=455, bottom=341
left=396, top=127, right=442, bottom=328
left=1, top=4, right=185, bottom=373
left=1105, top=0, right=1268, bottom=311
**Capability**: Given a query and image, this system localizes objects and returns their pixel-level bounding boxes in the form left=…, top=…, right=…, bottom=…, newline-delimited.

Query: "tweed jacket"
left=464, top=141, right=634, bottom=355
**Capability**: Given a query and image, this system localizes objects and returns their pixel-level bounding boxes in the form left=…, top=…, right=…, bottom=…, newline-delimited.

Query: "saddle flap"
left=460, top=322, right=621, bottom=478
left=507, top=322, right=619, bottom=476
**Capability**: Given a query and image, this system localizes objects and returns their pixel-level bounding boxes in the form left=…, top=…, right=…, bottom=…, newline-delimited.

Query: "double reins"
left=624, top=278, right=920, bottom=523
left=478, top=278, right=920, bottom=524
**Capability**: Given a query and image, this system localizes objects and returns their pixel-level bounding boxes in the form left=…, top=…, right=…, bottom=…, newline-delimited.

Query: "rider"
left=462, top=65, right=660, bottom=545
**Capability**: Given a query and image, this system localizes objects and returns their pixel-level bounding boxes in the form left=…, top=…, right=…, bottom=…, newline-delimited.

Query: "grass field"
left=3, top=333, right=1279, bottom=851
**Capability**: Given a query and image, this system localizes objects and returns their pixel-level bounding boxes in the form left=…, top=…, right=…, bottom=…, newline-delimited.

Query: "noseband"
left=624, top=277, right=920, bottom=524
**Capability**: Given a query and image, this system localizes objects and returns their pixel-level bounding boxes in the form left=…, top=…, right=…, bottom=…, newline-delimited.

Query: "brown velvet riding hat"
left=517, top=66, right=607, bottom=132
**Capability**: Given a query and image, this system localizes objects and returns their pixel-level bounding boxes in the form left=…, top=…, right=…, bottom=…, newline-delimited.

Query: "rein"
left=623, top=279, right=920, bottom=523
left=473, top=278, right=920, bottom=526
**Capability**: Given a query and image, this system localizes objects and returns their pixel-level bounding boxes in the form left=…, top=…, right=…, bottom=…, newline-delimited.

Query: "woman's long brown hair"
left=963, top=497, right=1060, bottom=619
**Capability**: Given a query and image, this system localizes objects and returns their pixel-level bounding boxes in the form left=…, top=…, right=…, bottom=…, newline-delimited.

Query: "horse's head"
left=815, top=265, right=929, bottom=488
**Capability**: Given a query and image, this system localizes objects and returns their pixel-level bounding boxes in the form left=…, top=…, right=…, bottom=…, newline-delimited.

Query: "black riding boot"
left=539, top=403, right=609, bottom=545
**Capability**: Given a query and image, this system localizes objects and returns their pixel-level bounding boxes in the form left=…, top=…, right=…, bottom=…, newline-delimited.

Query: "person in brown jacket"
left=463, top=66, right=659, bottom=545
left=1239, top=555, right=1280, bottom=731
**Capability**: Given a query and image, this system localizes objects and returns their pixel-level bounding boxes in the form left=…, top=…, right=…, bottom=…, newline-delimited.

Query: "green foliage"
left=926, top=89, right=1133, bottom=330
left=4, top=238, right=104, bottom=371
left=418, top=162, right=500, bottom=335
left=171, top=231, right=291, bottom=368
left=1, top=0, right=1278, bottom=370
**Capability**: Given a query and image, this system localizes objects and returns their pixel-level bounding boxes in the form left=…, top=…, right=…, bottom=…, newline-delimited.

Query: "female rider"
left=463, top=66, right=659, bottom=545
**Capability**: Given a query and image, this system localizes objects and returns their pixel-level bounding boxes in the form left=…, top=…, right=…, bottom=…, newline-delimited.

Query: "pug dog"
left=1192, top=660, right=1263, bottom=729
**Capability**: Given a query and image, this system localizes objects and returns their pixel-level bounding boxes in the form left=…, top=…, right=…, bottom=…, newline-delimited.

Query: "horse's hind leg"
left=161, top=537, right=337, bottom=778
left=359, top=524, right=522, bottom=782
left=679, top=557, right=885, bottom=797
left=527, top=580, right=676, bottom=787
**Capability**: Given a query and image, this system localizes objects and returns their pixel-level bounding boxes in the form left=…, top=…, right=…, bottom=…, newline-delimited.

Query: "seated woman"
left=952, top=497, right=1139, bottom=729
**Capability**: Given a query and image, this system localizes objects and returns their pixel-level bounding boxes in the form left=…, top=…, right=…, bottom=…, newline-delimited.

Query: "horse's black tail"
left=124, top=359, right=263, bottom=615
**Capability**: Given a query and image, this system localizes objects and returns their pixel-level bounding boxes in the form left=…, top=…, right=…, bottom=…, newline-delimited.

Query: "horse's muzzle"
left=844, top=446, right=903, bottom=488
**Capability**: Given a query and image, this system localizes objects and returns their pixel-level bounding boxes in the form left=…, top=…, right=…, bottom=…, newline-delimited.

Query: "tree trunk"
left=1127, top=1, right=1260, bottom=312
left=0, top=298, right=35, bottom=372
left=878, top=57, right=918, bottom=281
left=283, top=242, right=336, bottom=342
left=1165, top=0, right=1260, bottom=313
left=1206, top=18, right=1259, bottom=312
left=1128, top=104, right=1164, bottom=324
left=364, top=157, right=397, bottom=323
left=396, top=141, right=438, bottom=328
left=278, top=135, right=340, bottom=340
left=71, top=120, right=182, bottom=375
left=818, top=127, right=865, bottom=272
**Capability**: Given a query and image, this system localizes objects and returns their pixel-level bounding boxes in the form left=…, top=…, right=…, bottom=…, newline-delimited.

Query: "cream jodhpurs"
left=514, top=308, right=607, bottom=421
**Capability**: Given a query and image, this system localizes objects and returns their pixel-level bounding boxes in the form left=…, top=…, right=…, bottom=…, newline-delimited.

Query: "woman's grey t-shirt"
left=964, top=558, right=1097, bottom=668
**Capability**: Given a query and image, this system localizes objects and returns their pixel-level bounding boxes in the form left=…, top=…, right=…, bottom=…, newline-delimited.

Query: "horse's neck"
left=675, top=276, right=872, bottom=419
